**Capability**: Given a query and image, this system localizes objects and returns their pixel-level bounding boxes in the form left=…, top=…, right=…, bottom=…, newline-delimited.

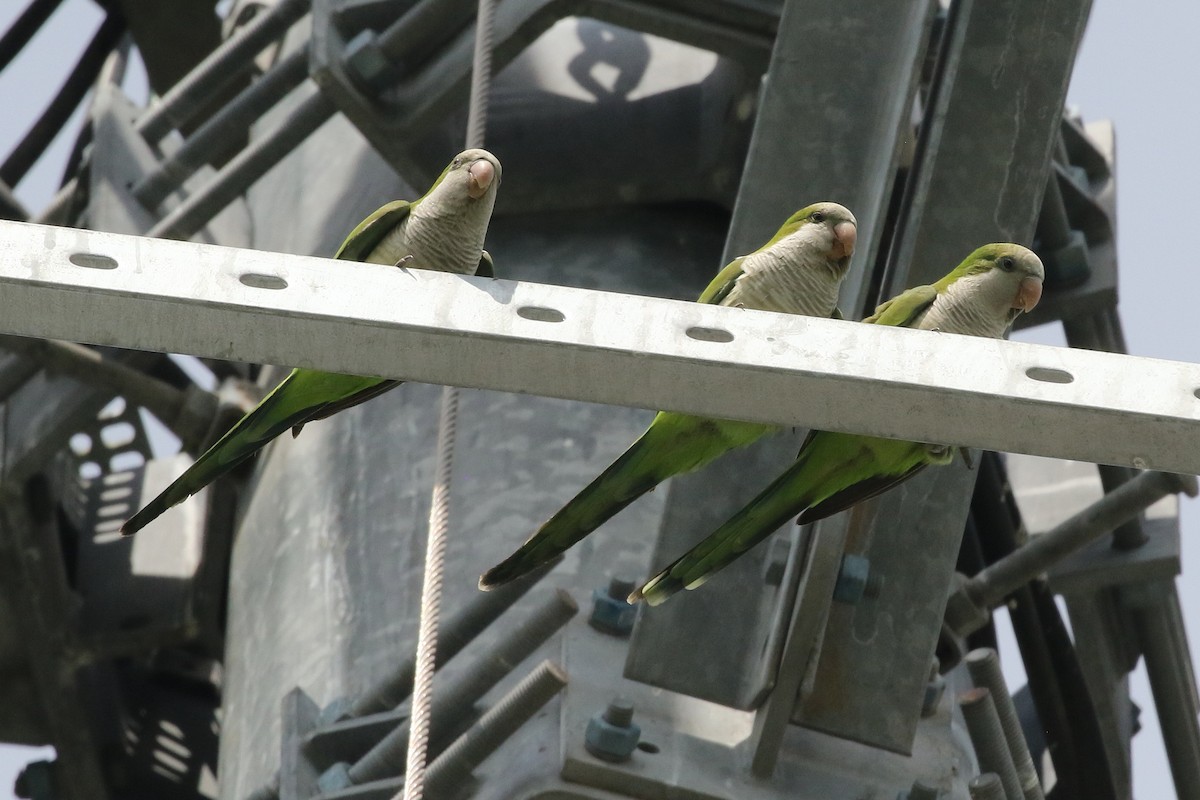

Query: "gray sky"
left=0, top=1, right=1196, bottom=797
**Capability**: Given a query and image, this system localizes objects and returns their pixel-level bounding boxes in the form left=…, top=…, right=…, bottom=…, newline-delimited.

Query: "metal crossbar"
left=1, top=218, right=1198, bottom=474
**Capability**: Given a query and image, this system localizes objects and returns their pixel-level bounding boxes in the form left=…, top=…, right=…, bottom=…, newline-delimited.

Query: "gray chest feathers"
left=916, top=276, right=1014, bottom=339
left=722, top=236, right=842, bottom=317
left=364, top=204, right=489, bottom=274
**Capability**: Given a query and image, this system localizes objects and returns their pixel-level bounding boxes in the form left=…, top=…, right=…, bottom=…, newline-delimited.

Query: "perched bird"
left=633, top=243, right=1045, bottom=605
left=121, top=149, right=502, bottom=536
left=479, top=203, right=858, bottom=589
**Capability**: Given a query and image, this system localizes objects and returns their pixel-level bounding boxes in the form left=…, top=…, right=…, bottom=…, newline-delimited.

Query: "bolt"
left=762, top=537, right=791, bottom=586
left=966, top=648, right=1044, bottom=800
left=1040, top=228, right=1090, bottom=289
left=897, top=780, right=940, bottom=800
left=967, top=773, right=1005, bottom=800
left=960, top=688, right=1022, bottom=800
left=343, top=29, right=392, bottom=90
left=589, top=575, right=638, bottom=636
left=585, top=699, right=641, bottom=762
left=921, top=657, right=946, bottom=718
left=832, top=554, right=873, bottom=604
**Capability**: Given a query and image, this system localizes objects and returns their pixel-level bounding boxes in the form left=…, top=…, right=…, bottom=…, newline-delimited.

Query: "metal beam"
left=794, top=0, right=1095, bottom=753
left=628, top=0, right=937, bottom=709
left=0, top=219, right=1197, bottom=472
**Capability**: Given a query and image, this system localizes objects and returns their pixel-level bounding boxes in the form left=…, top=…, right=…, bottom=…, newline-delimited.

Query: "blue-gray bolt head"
left=585, top=700, right=640, bottom=762
left=922, top=673, right=946, bottom=718
left=832, top=554, right=871, bottom=604
left=1042, top=228, right=1091, bottom=289
left=899, top=780, right=940, bottom=800
left=317, top=696, right=354, bottom=726
left=589, top=576, right=637, bottom=636
left=317, top=762, right=353, bottom=792
left=1063, top=164, right=1090, bottom=190
left=344, top=29, right=391, bottom=89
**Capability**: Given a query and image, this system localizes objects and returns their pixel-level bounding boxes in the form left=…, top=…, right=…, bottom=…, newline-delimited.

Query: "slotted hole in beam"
left=239, top=273, right=288, bottom=290
left=517, top=306, right=565, bottom=323
left=1025, top=366, right=1074, bottom=384
left=69, top=252, right=118, bottom=269
left=686, top=326, right=734, bottom=343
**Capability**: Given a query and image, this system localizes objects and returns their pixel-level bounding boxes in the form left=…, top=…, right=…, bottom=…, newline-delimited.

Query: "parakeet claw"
left=394, top=254, right=414, bottom=268
left=959, top=447, right=974, bottom=470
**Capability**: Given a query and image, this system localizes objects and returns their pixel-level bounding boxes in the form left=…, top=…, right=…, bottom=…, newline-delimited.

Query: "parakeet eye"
left=999, top=256, right=1016, bottom=271
left=810, top=211, right=826, bottom=223
left=452, top=158, right=463, bottom=168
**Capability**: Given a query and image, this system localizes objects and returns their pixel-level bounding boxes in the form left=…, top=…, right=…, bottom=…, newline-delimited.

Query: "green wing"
left=633, top=285, right=947, bottom=605
left=333, top=200, right=412, bottom=261
left=480, top=412, right=773, bottom=588
left=478, top=252, right=782, bottom=589
left=863, top=284, right=937, bottom=327
left=121, top=200, right=466, bottom=536
left=634, top=432, right=935, bottom=605
left=123, top=369, right=388, bottom=535
left=697, top=256, right=746, bottom=305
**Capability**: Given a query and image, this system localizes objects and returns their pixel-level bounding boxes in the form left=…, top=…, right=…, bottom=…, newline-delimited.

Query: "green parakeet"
left=633, top=242, right=1045, bottom=605
left=479, top=202, right=858, bottom=589
left=121, top=149, right=502, bottom=536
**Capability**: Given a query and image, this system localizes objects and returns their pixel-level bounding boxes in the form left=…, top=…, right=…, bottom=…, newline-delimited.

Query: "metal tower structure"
left=0, top=1, right=1197, bottom=799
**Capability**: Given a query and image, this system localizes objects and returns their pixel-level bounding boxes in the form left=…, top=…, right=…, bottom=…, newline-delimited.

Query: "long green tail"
left=634, top=431, right=932, bottom=605
left=122, top=369, right=386, bottom=535
left=479, top=413, right=774, bottom=589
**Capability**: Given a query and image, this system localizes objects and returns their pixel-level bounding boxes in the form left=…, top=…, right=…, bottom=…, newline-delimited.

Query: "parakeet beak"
left=467, top=159, right=496, bottom=199
left=831, top=221, right=857, bottom=261
left=1013, top=275, right=1043, bottom=312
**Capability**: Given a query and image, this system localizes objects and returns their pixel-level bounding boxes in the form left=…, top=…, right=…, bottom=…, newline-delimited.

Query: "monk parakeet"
left=121, top=149, right=502, bottom=536
left=479, top=203, right=858, bottom=589
left=633, top=243, right=1045, bottom=605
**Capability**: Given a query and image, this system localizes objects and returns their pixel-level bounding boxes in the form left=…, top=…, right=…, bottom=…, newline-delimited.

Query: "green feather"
left=480, top=202, right=858, bottom=590
left=122, top=151, right=501, bottom=536
left=479, top=412, right=773, bottom=588
left=333, top=200, right=412, bottom=262
left=633, top=242, right=1046, bottom=605
left=633, top=284, right=949, bottom=605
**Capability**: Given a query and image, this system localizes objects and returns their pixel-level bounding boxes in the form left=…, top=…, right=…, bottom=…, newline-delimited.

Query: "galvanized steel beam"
left=794, top=0, right=1095, bottom=754
left=0, top=218, right=1197, bottom=472
left=626, top=0, right=938, bottom=712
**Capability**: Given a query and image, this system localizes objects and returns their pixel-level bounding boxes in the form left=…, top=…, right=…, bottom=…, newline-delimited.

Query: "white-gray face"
left=921, top=246, right=1045, bottom=337
left=427, top=148, right=502, bottom=212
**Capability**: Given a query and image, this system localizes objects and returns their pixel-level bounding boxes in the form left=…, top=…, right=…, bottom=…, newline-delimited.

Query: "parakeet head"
left=938, top=243, right=1045, bottom=323
left=775, top=202, right=858, bottom=274
left=428, top=148, right=503, bottom=207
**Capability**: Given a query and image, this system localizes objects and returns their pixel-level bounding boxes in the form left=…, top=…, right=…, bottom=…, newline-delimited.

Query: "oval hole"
left=1025, top=366, right=1074, bottom=385
left=517, top=306, right=565, bottom=323
left=100, top=421, right=137, bottom=449
left=69, top=432, right=92, bottom=456
left=1194, top=388, right=1200, bottom=400
left=110, top=450, right=145, bottom=471
left=686, top=326, right=734, bottom=343
left=240, top=272, right=288, bottom=290
left=636, top=741, right=660, bottom=754
left=69, top=252, right=118, bottom=270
